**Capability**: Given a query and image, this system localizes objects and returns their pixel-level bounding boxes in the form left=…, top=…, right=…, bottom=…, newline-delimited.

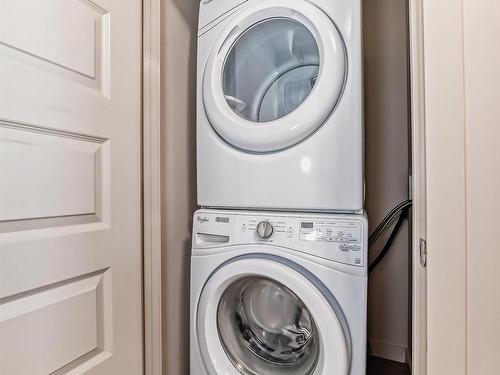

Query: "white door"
left=0, top=0, right=143, bottom=374
left=196, top=256, right=350, bottom=375
left=203, top=0, right=346, bottom=152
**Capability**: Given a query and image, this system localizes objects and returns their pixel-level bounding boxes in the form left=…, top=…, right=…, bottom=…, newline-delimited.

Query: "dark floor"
left=367, top=356, right=411, bottom=375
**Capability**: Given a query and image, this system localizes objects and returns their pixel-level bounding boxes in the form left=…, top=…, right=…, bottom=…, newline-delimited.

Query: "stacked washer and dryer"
left=191, top=0, right=367, bottom=374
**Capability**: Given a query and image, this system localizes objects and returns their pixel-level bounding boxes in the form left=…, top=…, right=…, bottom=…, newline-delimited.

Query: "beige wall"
left=364, top=0, right=411, bottom=363
left=424, top=0, right=500, bottom=374
left=161, top=0, right=198, bottom=374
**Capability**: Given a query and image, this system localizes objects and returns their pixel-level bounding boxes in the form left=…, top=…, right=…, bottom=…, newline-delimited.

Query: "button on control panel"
left=299, top=221, right=361, bottom=244
left=256, top=221, right=274, bottom=239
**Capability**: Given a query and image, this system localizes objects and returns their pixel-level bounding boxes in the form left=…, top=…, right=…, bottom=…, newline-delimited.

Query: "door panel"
left=0, top=124, right=105, bottom=221
left=1, top=0, right=101, bottom=78
left=0, top=0, right=110, bottom=96
left=1, top=270, right=111, bottom=375
left=0, top=0, right=142, bottom=373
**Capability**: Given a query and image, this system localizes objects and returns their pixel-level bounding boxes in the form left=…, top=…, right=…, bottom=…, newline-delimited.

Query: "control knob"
left=256, top=221, right=274, bottom=239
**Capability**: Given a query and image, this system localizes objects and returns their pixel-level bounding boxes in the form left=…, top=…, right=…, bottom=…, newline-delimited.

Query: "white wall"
left=463, top=1, right=500, bottom=373
left=423, top=0, right=500, bottom=374
left=364, top=0, right=411, bottom=363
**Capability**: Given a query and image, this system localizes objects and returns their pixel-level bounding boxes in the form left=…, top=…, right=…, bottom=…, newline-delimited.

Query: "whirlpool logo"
left=197, top=216, right=209, bottom=224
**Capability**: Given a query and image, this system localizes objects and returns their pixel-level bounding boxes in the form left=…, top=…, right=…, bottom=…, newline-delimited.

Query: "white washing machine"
left=190, top=209, right=368, bottom=375
left=197, top=0, right=364, bottom=212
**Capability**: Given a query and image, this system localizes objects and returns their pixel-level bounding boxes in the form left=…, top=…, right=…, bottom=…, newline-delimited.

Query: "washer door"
left=203, top=0, right=346, bottom=153
left=197, top=254, right=351, bottom=375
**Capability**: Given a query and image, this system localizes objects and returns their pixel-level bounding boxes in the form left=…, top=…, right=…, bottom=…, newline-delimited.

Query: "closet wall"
left=161, top=0, right=198, bottom=374
left=363, top=0, right=411, bottom=363
left=160, top=1, right=412, bottom=373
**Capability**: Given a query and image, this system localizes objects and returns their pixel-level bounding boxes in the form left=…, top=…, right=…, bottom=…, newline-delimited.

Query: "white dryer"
left=197, top=0, right=364, bottom=212
left=190, top=209, right=368, bottom=375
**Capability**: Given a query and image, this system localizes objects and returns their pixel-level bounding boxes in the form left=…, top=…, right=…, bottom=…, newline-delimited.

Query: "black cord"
left=368, top=204, right=411, bottom=274
left=369, top=200, right=412, bottom=248
left=367, top=201, right=412, bottom=356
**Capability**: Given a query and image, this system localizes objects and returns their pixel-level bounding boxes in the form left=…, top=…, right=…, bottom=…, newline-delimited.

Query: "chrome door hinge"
left=419, top=238, right=427, bottom=267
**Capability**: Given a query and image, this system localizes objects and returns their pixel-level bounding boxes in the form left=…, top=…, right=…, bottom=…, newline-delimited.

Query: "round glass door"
left=217, top=277, right=319, bottom=375
left=203, top=0, right=347, bottom=153
left=196, top=255, right=351, bottom=375
left=222, top=18, right=320, bottom=123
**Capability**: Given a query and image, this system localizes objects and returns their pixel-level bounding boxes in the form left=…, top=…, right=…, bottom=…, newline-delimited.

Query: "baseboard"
left=406, top=347, right=413, bottom=372
left=368, top=339, right=407, bottom=363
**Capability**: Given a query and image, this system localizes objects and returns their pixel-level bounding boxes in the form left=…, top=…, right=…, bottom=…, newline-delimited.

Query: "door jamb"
left=143, top=0, right=162, bottom=374
left=409, top=0, right=427, bottom=373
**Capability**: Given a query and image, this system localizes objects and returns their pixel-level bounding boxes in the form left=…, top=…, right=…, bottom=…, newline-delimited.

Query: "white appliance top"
left=193, top=209, right=368, bottom=268
left=199, top=0, right=248, bottom=30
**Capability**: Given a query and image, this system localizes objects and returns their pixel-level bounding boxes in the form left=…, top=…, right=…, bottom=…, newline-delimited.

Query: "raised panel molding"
left=0, top=0, right=110, bottom=94
left=0, top=269, right=113, bottom=375
left=0, top=119, right=109, bottom=227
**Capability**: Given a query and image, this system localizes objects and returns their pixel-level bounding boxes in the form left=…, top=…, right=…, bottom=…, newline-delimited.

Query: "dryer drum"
left=217, top=276, right=319, bottom=375
left=222, top=18, right=321, bottom=123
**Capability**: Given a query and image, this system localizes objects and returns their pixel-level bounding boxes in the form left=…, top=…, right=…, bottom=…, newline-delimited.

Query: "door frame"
left=143, top=0, right=162, bottom=374
left=409, top=0, right=427, bottom=374
left=141, top=0, right=430, bottom=374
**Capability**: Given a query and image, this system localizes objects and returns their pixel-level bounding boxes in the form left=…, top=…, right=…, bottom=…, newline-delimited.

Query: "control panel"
left=300, top=221, right=361, bottom=247
left=193, top=210, right=367, bottom=267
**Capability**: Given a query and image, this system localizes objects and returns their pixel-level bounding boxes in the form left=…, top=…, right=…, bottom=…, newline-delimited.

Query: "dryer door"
left=196, top=254, right=351, bottom=375
left=203, top=0, right=346, bottom=153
